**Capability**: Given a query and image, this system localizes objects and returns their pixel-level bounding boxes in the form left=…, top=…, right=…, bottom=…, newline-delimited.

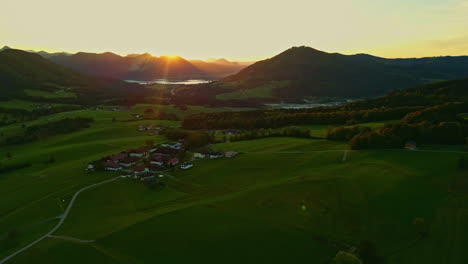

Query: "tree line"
left=182, top=106, right=422, bottom=130
left=3, top=117, right=93, bottom=145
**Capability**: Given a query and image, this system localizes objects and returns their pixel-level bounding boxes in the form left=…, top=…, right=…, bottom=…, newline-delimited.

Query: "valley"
left=1, top=43, right=468, bottom=264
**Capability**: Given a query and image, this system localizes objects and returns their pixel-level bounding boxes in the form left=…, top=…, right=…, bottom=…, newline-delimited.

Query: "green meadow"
left=1, top=106, right=467, bottom=264
left=23, top=89, right=77, bottom=99
left=0, top=100, right=76, bottom=111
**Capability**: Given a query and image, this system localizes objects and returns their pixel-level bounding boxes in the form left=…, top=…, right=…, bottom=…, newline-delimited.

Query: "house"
left=106, top=153, right=128, bottom=163
left=223, top=129, right=240, bottom=135
left=149, top=146, right=159, bottom=153
left=180, top=163, right=194, bottom=170
left=153, top=154, right=171, bottom=164
left=120, top=157, right=139, bottom=167
left=103, top=161, right=122, bottom=171
left=161, top=142, right=184, bottom=150
left=198, top=147, right=215, bottom=156
left=168, top=158, right=179, bottom=166
left=225, top=151, right=239, bottom=158
left=210, top=151, right=225, bottom=159
left=405, top=140, right=417, bottom=150
left=127, top=147, right=148, bottom=157
left=150, top=159, right=164, bottom=166
left=133, top=165, right=149, bottom=174
left=154, top=147, right=181, bottom=155
left=135, top=171, right=155, bottom=179
left=193, top=153, right=205, bottom=159
left=149, top=163, right=162, bottom=170
left=86, top=162, right=97, bottom=172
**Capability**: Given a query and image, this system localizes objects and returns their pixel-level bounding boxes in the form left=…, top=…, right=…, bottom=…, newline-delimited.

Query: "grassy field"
left=0, top=99, right=79, bottom=111
left=1, top=104, right=467, bottom=264
left=297, top=120, right=398, bottom=138
left=23, top=89, right=76, bottom=99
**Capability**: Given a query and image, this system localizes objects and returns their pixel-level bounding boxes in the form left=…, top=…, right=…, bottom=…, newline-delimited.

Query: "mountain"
left=31, top=50, right=71, bottom=59
left=206, top=58, right=239, bottom=65
left=47, top=52, right=248, bottom=80
left=222, top=46, right=468, bottom=100
left=189, top=60, right=246, bottom=78
left=0, top=49, right=144, bottom=101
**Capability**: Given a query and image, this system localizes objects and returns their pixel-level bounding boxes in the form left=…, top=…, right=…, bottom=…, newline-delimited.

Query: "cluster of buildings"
left=87, top=140, right=187, bottom=184
left=193, top=147, right=238, bottom=159
left=137, top=124, right=171, bottom=135
left=89, top=106, right=129, bottom=112
left=87, top=139, right=240, bottom=185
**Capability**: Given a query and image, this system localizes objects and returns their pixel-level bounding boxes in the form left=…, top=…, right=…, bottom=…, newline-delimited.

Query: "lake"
left=124, top=79, right=212, bottom=85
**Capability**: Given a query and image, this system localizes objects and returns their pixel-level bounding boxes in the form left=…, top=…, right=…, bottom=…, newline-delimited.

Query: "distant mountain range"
left=0, top=49, right=145, bottom=102
left=43, top=51, right=247, bottom=81
left=222, top=46, right=468, bottom=100
left=1, top=46, right=249, bottom=81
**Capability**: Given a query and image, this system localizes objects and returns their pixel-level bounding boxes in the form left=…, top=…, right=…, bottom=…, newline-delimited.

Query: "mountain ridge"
left=221, top=46, right=468, bottom=100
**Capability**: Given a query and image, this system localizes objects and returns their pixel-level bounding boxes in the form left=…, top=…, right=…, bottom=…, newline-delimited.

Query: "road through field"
left=0, top=176, right=123, bottom=264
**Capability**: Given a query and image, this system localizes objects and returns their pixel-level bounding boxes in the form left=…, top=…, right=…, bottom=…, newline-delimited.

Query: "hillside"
left=48, top=52, right=247, bottom=80
left=183, top=77, right=468, bottom=130
left=0, top=49, right=146, bottom=103
left=221, top=46, right=468, bottom=100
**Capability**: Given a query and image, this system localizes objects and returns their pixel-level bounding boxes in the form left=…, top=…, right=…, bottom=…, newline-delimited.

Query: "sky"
left=1, top=0, right=468, bottom=61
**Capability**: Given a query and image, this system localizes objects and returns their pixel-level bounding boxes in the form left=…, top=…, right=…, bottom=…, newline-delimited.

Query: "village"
left=86, top=125, right=239, bottom=186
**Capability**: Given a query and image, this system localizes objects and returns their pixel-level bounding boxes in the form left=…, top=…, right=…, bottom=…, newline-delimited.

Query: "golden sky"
left=1, top=0, right=468, bottom=61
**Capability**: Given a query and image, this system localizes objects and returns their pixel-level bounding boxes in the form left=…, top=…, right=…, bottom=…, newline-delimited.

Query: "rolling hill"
left=221, top=46, right=468, bottom=100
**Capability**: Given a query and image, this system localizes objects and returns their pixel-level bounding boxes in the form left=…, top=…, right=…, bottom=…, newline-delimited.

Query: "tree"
left=144, top=108, right=154, bottom=119
left=333, top=251, right=363, bottom=264
left=5, top=152, right=12, bottom=159
left=413, top=217, right=427, bottom=237
left=145, top=139, right=154, bottom=147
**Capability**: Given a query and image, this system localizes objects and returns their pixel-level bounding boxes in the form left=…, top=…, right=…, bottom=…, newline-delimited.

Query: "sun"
left=163, top=55, right=179, bottom=59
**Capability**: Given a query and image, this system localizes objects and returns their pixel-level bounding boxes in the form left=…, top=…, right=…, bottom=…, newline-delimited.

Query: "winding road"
left=0, top=176, right=123, bottom=264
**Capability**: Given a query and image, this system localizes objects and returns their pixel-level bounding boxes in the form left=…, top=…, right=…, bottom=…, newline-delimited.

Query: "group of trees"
left=223, top=126, right=312, bottom=142
left=182, top=106, right=422, bottom=130
left=326, top=126, right=372, bottom=141
left=143, top=108, right=179, bottom=121
left=162, top=128, right=214, bottom=150
left=4, top=117, right=93, bottom=145
left=348, top=121, right=467, bottom=150
left=0, top=105, right=81, bottom=126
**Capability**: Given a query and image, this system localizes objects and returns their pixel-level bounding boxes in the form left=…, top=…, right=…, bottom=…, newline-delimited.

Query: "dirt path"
left=0, top=176, right=123, bottom=264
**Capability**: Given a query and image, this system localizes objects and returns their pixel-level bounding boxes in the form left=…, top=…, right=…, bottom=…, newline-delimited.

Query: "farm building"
left=120, top=157, right=139, bottom=167
left=225, top=151, right=239, bottom=158
left=104, top=161, right=122, bottom=171
left=193, top=153, right=205, bottom=159
left=168, top=158, right=180, bottom=166
left=405, top=141, right=417, bottom=150
left=127, top=147, right=148, bottom=157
